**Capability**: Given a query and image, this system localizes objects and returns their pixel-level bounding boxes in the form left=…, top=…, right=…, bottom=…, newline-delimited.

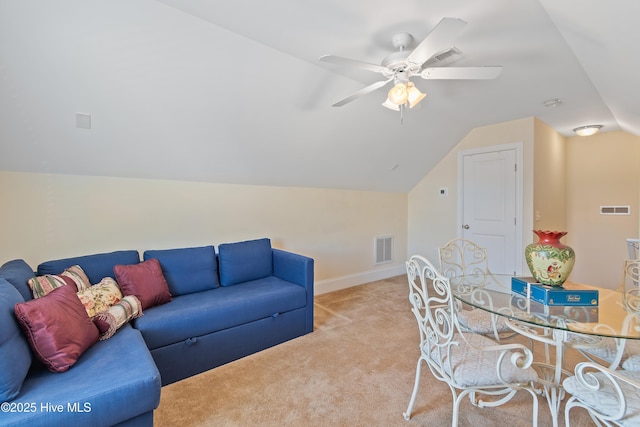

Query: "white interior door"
left=460, top=146, right=522, bottom=275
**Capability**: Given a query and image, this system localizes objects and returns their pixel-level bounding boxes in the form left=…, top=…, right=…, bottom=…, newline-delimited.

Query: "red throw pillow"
left=14, top=284, right=100, bottom=373
left=113, top=259, right=172, bottom=310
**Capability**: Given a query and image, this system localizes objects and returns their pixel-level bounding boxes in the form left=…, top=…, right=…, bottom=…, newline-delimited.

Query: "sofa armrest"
left=273, top=249, right=314, bottom=290
left=273, top=249, right=314, bottom=333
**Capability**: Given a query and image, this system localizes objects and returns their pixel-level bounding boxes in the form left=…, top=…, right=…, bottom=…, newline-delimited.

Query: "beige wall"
left=408, top=117, right=536, bottom=269
left=4, top=127, right=636, bottom=294
left=533, top=119, right=567, bottom=232
left=0, top=172, right=407, bottom=294
left=566, top=131, right=640, bottom=287
left=409, top=119, right=639, bottom=289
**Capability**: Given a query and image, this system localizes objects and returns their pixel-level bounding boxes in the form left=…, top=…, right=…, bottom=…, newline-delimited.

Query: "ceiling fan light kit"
left=573, top=125, right=603, bottom=136
left=319, top=17, right=503, bottom=117
left=384, top=81, right=426, bottom=110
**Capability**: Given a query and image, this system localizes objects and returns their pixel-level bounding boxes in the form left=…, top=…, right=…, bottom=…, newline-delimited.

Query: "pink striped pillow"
left=27, top=265, right=91, bottom=298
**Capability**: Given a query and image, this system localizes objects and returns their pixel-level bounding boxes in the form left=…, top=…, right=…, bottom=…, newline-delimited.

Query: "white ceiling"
left=0, top=0, right=638, bottom=192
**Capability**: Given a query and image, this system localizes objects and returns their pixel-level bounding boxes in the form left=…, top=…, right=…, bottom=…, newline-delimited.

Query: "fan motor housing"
left=381, top=50, right=411, bottom=71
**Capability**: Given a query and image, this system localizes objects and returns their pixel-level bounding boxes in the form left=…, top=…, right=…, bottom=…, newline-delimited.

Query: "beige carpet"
left=154, top=275, right=594, bottom=426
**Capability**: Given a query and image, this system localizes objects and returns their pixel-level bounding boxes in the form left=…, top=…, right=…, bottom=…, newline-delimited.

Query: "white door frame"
left=457, top=142, right=524, bottom=275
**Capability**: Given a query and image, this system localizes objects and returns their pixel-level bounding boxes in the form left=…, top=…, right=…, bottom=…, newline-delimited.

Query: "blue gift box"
left=511, top=276, right=599, bottom=306
left=510, top=295, right=599, bottom=321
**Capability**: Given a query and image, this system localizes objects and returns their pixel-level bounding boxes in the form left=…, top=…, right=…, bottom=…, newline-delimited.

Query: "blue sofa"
left=0, top=238, right=314, bottom=426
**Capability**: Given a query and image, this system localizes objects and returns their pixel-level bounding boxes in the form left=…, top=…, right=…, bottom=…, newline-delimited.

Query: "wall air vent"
left=375, top=236, right=393, bottom=265
left=600, top=206, right=631, bottom=215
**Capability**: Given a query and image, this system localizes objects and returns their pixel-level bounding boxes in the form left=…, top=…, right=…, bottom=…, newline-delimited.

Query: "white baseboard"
left=314, top=265, right=406, bottom=295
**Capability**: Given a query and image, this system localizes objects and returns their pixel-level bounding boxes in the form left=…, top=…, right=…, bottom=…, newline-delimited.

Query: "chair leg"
left=528, top=388, right=539, bottom=427
left=564, top=396, right=577, bottom=427
left=403, top=357, right=423, bottom=421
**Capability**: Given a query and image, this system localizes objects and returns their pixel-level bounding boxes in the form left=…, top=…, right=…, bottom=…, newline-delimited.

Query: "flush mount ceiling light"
left=543, top=98, right=562, bottom=108
left=573, top=125, right=603, bottom=136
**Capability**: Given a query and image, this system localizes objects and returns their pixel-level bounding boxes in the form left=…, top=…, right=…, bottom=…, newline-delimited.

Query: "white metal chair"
left=439, top=238, right=513, bottom=341
left=403, top=255, right=539, bottom=426
left=569, top=260, right=640, bottom=370
left=622, top=259, right=640, bottom=312
left=564, top=361, right=640, bottom=426
left=627, top=238, right=639, bottom=261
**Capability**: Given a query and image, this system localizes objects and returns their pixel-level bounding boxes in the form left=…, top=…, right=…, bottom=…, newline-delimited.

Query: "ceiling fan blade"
left=319, top=54, right=389, bottom=74
left=331, top=79, right=392, bottom=107
left=407, top=18, right=467, bottom=66
left=421, top=66, right=503, bottom=80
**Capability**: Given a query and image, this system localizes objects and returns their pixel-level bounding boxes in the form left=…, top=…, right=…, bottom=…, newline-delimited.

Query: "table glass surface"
left=450, top=274, right=640, bottom=340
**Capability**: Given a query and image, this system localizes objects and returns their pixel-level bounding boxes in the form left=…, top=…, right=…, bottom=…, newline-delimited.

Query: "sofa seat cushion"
left=37, top=250, right=140, bottom=285
left=134, top=276, right=307, bottom=350
left=6, top=324, right=161, bottom=427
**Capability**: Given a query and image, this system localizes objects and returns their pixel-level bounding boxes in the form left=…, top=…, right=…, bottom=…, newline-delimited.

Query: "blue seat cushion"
left=0, top=279, right=32, bottom=403
left=218, top=238, right=273, bottom=286
left=5, top=324, right=161, bottom=426
left=0, top=259, right=35, bottom=302
left=143, top=246, right=219, bottom=296
left=37, top=250, right=140, bottom=285
left=134, top=276, right=307, bottom=350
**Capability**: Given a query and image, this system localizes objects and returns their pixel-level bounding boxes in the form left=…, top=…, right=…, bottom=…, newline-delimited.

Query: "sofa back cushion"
left=218, top=238, right=273, bottom=286
left=37, top=250, right=140, bottom=285
left=0, top=259, right=35, bottom=302
left=0, top=279, right=32, bottom=403
left=143, top=246, right=219, bottom=296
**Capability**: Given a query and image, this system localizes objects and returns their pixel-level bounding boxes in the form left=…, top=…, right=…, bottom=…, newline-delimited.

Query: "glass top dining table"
left=450, top=273, right=640, bottom=340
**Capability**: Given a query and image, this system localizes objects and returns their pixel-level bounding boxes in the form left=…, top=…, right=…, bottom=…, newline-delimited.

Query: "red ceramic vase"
left=525, top=230, right=575, bottom=286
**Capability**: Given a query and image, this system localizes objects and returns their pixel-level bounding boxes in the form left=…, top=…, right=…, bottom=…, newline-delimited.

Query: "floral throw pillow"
left=92, top=295, right=143, bottom=340
left=76, top=277, right=123, bottom=318
left=27, top=265, right=91, bottom=298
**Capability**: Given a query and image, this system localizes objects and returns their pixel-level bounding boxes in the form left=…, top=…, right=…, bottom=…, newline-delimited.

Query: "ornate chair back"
left=623, top=259, right=640, bottom=312
left=627, top=238, right=639, bottom=260
left=405, top=255, right=457, bottom=365
left=437, top=239, right=513, bottom=341
left=439, top=238, right=491, bottom=290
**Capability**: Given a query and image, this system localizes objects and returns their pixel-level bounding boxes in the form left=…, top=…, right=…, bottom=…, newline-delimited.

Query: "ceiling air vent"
left=375, top=236, right=393, bottom=265
left=600, top=206, right=631, bottom=215
left=432, top=47, right=462, bottom=62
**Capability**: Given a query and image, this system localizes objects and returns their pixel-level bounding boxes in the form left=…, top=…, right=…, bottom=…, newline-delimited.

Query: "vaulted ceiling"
left=1, top=1, right=638, bottom=192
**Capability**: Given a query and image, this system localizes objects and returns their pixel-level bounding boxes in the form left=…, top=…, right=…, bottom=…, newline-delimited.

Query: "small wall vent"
left=375, top=236, right=393, bottom=265
left=600, top=206, right=631, bottom=215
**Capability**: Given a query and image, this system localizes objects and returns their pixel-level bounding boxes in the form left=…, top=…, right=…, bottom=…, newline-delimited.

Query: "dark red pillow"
left=113, top=259, right=172, bottom=310
left=14, top=284, right=99, bottom=372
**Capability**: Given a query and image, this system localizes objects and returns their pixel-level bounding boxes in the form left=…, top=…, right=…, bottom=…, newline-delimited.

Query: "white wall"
left=0, top=171, right=407, bottom=294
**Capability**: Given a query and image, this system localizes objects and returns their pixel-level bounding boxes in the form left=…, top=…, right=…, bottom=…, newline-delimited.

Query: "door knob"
left=463, top=224, right=470, bottom=229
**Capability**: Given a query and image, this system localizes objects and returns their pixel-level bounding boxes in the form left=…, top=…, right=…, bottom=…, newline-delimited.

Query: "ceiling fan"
left=319, top=18, right=502, bottom=111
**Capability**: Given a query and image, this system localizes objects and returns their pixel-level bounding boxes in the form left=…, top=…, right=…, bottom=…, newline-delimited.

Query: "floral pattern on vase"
left=525, top=230, right=575, bottom=286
